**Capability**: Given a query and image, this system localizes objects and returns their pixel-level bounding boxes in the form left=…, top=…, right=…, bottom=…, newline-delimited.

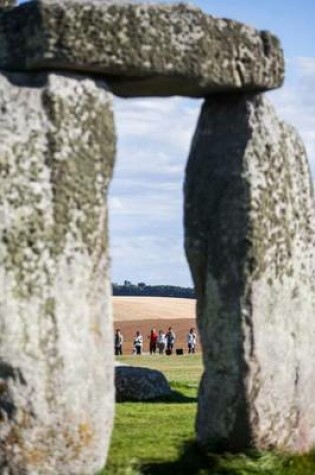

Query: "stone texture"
left=0, top=1, right=284, bottom=97
left=0, top=0, right=16, bottom=8
left=0, top=72, right=115, bottom=474
left=184, top=94, right=315, bottom=452
left=115, top=365, right=172, bottom=401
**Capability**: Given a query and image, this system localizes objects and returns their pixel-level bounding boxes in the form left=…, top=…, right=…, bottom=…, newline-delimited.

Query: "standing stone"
left=185, top=93, right=315, bottom=452
left=0, top=72, right=115, bottom=474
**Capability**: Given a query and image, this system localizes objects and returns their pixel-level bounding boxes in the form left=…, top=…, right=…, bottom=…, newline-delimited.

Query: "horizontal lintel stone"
left=0, top=0, right=285, bottom=97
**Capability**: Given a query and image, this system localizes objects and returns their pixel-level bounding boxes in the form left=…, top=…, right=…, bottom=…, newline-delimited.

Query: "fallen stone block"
left=0, top=1, right=284, bottom=97
left=115, top=365, right=172, bottom=401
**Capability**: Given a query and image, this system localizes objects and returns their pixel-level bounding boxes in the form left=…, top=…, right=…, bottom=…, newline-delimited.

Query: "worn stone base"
left=185, top=93, right=315, bottom=452
left=0, top=72, right=115, bottom=474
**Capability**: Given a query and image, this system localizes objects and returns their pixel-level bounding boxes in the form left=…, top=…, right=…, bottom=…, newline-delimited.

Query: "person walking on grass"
left=187, top=327, right=197, bottom=354
left=114, top=328, right=123, bottom=356
left=133, top=331, right=143, bottom=355
left=157, top=329, right=166, bottom=355
left=148, top=328, right=158, bottom=355
left=165, top=327, right=176, bottom=355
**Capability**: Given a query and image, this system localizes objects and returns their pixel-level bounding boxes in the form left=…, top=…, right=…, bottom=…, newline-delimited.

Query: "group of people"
left=148, top=327, right=176, bottom=355
left=114, top=327, right=197, bottom=356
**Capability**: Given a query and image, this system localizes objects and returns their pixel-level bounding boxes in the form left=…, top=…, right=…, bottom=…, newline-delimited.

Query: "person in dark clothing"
left=165, top=327, right=176, bottom=355
left=114, top=329, right=123, bottom=356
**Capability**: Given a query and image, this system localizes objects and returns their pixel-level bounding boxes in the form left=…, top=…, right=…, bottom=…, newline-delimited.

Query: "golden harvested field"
left=113, top=296, right=196, bottom=321
left=112, top=296, right=198, bottom=354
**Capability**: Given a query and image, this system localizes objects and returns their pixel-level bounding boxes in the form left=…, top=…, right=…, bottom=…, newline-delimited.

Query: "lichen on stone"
left=185, top=93, right=315, bottom=452
left=0, top=1, right=284, bottom=96
left=0, top=71, right=115, bottom=474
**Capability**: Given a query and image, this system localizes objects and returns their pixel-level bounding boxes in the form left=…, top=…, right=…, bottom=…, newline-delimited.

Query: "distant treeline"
left=112, top=281, right=195, bottom=299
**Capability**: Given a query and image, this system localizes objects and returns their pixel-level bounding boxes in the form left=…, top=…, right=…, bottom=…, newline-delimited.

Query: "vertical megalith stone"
left=0, top=72, right=115, bottom=473
left=185, top=94, right=315, bottom=452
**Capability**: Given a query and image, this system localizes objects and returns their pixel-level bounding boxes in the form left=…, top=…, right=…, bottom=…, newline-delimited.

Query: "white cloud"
left=269, top=56, right=315, bottom=173
left=112, top=149, right=185, bottom=179
left=114, top=97, right=201, bottom=155
left=295, top=57, right=315, bottom=75
left=109, top=96, right=201, bottom=286
left=110, top=232, right=191, bottom=286
left=109, top=190, right=181, bottom=220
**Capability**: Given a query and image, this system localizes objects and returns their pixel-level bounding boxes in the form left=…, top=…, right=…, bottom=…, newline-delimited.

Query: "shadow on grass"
left=141, top=441, right=315, bottom=475
left=141, top=441, right=221, bottom=475
left=118, top=390, right=197, bottom=404
left=152, top=389, right=197, bottom=404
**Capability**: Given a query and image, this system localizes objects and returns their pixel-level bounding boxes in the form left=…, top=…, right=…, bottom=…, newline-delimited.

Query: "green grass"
left=103, top=355, right=315, bottom=475
left=115, top=354, right=203, bottom=382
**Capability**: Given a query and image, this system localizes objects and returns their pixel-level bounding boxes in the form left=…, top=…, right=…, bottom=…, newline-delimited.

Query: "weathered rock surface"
left=0, top=1, right=284, bottom=97
left=115, top=365, right=171, bottom=401
left=0, top=0, right=16, bottom=8
left=0, top=72, right=115, bottom=474
left=185, top=94, right=315, bottom=452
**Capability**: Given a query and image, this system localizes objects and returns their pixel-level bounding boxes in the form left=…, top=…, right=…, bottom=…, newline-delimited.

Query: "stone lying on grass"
left=115, top=366, right=172, bottom=401
left=0, top=1, right=284, bottom=97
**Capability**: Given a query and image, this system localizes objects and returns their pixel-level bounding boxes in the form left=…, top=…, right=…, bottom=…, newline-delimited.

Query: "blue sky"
left=19, top=1, right=315, bottom=287
left=111, top=0, right=315, bottom=287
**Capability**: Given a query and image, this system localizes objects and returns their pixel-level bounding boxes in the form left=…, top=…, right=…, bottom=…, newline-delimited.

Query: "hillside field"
left=113, top=296, right=196, bottom=321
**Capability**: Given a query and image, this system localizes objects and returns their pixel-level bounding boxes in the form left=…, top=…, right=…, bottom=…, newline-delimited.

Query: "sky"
left=19, top=0, right=315, bottom=287
left=110, top=0, right=315, bottom=287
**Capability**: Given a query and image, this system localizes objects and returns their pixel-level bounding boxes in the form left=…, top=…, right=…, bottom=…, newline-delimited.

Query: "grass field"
left=103, top=355, right=315, bottom=475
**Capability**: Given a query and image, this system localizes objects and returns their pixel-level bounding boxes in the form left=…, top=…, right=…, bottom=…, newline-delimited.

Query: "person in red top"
left=149, top=328, right=158, bottom=355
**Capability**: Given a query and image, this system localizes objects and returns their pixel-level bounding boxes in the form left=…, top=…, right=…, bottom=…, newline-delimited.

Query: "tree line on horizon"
left=112, top=281, right=195, bottom=299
